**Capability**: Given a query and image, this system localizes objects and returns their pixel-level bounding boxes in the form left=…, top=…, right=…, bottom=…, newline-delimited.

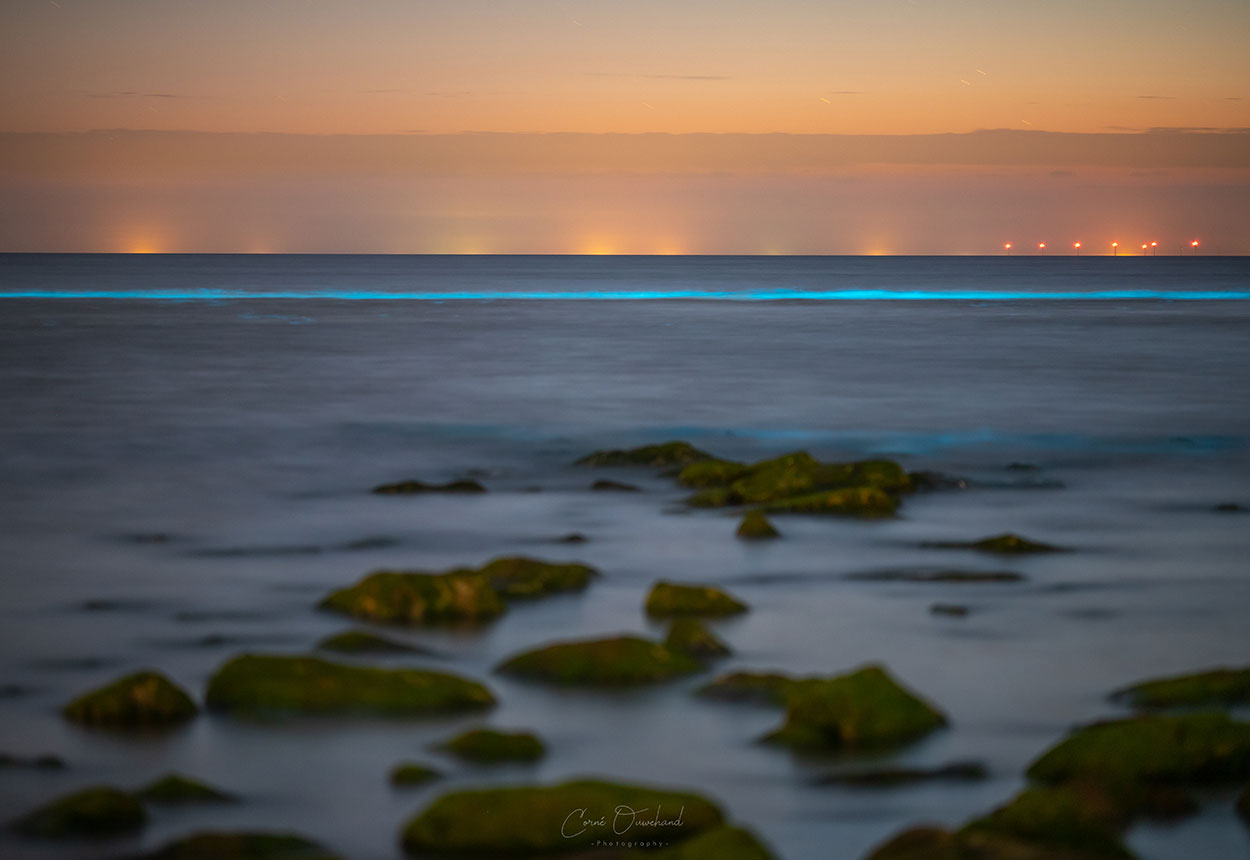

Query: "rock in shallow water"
left=204, top=654, right=494, bottom=717
left=1111, top=665, right=1250, bottom=709
left=62, top=670, right=198, bottom=730
left=736, top=510, right=780, bottom=540
left=119, top=832, right=344, bottom=860
left=479, top=556, right=598, bottom=599
left=371, top=478, right=486, bottom=494
left=319, top=569, right=505, bottom=625
left=400, top=779, right=724, bottom=856
left=576, top=441, right=712, bottom=467
left=136, top=772, right=236, bottom=804
left=389, top=762, right=442, bottom=787
left=645, top=581, right=748, bottom=617
left=436, top=728, right=546, bottom=763
left=498, top=635, right=703, bottom=686
left=925, top=533, right=1061, bottom=554
left=11, top=785, right=146, bottom=838
left=665, top=619, right=732, bottom=659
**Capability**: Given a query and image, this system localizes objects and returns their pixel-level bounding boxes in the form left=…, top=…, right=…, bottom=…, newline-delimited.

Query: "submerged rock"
left=316, top=629, right=432, bottom=655
left=371, top=478, right=486, bottom=494
left=122, top=832, right=344, bottom=860
left=436, top=728, right=546, bottom=763
left=400, top=779, right=723, bottom=856
left=651, top=825, right=778, bottom=860
left=62, top=671, right=198, bottom=729
left=645, top=581, right=749, bottom=617
left=736, top=510, right=780, bottom=540
left=1213, top=502, right=1247, bottom=513
left=556, top=532, right=588, bottom=544
left=591, top=479, right=640, bottom=492
left=930, top=604, right=971, bottom=617
left=389, top=762, right=442, bottom=787
left=665, top=619, right=732, bottom=658
left=764, top=665, right=948, bottom=753
left=576, top=441, right=712, bottom=467
left=204, top=654, right=494, bottom=717
left=0, top=752, right=66, bottom=770
left=319, top=569, right=505, bottom=625
left=1026, top=712, right=1250, bottom=787
left=958, top=783, right=1136, bottom=859
left=498, top=635, right=702, bottom=686
left=1111, top=666, right=1250, bottom=709
left=816, top=761, right=987, bottom=787
left=10, top=785, right=146, bottom=838
left=136, top=773, right=236, bottom=804
left=478, top=556, right=598, bottom=599
left=849, top=569, right=1024, bottom=583
left=927, top=533, right=1061, bottom=554
left=695, top=671, right=799, bottom=705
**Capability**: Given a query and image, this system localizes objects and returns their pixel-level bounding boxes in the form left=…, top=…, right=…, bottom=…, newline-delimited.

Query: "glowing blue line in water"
left=1, top=289, right=1249, bottom=301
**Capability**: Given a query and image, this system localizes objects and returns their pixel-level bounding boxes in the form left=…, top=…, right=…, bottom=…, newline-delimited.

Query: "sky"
left=1, top=0, right=1247, bottom=253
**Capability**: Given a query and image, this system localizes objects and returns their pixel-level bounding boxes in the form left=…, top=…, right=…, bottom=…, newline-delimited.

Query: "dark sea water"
left=0, top=254, right=1248, bottom=860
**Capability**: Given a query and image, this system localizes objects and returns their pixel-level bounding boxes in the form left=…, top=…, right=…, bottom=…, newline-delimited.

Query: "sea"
left=0, top=254, right=1248, bottom=860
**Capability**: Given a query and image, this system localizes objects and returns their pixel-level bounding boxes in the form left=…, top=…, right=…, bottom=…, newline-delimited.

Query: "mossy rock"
left=319, top=569, right=505, bottom=625
left=389, top=762, right=442, bottom=787
left=591, top=479, right=640, bottom=492
left=677, top=459, right=750, bottom=488
left=665, top=619, right=731, bottom=659
left=316, top=630, right=430, bottom=654
left=121, top=832, right=344, bottom=860
left=11, top=785, right=146, bottom=838
left=763, top=486, right=899, bottom=517
left=1027, top=712, right=1250, bottom=786
left=498, top=636, right=702, bottom=686
left=204, top=654, right=495, bottom=717
left=927, top=533, right=1060, bottom=554
left=401, top=779, right=723, bottom=856
left=696, top=671, right=799, bottom=705
left=436, top=728, right=546, bottom=763
left=372, top=478, right=486, bottom=494
left=645, top=581, right=748, bottom=617
left=651, top=825, right=777, bottom=860
left=687, top=486, right=737, bottom=508
left=576, top=441, right=712, bottom=467
left=479, top=556, right=598, bottom=599
left=764, top=664, right=947, bottom=753
left=959, top=784, right=1135, bottom=859
left=863, top=827, right=962, bottom=860
left=737, top=511, right=780, bottom=540
left=62, top=670, right=198, bottom=729
left=1112, top=666, right=1250, bottom=709
left=136, top=773, right=236, bottom=803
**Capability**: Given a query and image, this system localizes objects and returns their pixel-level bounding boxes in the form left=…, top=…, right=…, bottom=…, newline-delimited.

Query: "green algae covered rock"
left=400, top=779, right=723, bottom=856
left=1026, top=712, right=1250, bottom=786
left=678, top=459, right=750, bottom=488
left=479, top=556, right=598, bottom=599
left=736, top=510, right=780, bottom=540
left=764, top=665, right=947, bottom=753
left=62, top=670, right=198, bottom=729
left=863, top=826, right=962, bottom=860
left=665, top=619, right=731, bottom=659
left=437, top=728, right=546, bottom=763
left=11, top=785, right=146, bottom=838
left=204, top=654, right=494, bottom=718
left=136, top=773, right=236, bottom=804
left=652, top=825, right=778, bottom=860
left=372, top=478, right=485, bottom=494
left=498, top=636, right=702, bottom=686
left=959, top=784, right=1135, bottom=859
left=123, top=832, right=344, bottom=860
left=576, top=441, right=712, bottom=467
left=319, top=569, right=505, bottom=625
left=389, top=762, right=442, bottom=787
left=696, top=671, right=800, bottom=705
left=763, top=485, right=899, bottom=517
left=928, top=533, right=1060, bottom=554
left=316, top=630, right=429, bottom=654
left=645, top=581, right=748, bottom=617
left=1112, top=666, right=1250, bottom=710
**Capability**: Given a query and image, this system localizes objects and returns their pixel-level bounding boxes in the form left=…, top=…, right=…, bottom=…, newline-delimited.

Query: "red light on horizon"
left=1192, top=240, right=1200, bottom=247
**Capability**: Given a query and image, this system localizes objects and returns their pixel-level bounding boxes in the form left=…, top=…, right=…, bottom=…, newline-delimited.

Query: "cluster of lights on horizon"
left=1005, top=240, right=1200, bottom=256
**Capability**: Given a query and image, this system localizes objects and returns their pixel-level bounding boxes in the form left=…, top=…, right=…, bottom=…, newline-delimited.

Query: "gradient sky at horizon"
left=1, top=0, right=1247, bottom=253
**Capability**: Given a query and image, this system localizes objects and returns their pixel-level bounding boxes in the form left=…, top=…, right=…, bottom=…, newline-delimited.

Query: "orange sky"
left=1, top=0, right=1247, bottom=252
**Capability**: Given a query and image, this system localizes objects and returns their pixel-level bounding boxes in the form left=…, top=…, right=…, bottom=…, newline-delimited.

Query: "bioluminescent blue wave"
left=2, top=288, right=1250, bottom=301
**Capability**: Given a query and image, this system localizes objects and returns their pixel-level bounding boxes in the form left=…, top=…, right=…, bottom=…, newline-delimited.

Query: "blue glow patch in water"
left=2, top=288, right=1250, bottom=301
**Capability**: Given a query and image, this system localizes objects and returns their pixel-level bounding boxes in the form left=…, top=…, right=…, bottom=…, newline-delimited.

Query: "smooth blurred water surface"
left=0, top=255, right=1248, bottom=860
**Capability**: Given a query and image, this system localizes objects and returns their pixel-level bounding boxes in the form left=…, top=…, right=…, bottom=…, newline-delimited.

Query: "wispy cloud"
left=585, top=73, right=731, bottom=81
